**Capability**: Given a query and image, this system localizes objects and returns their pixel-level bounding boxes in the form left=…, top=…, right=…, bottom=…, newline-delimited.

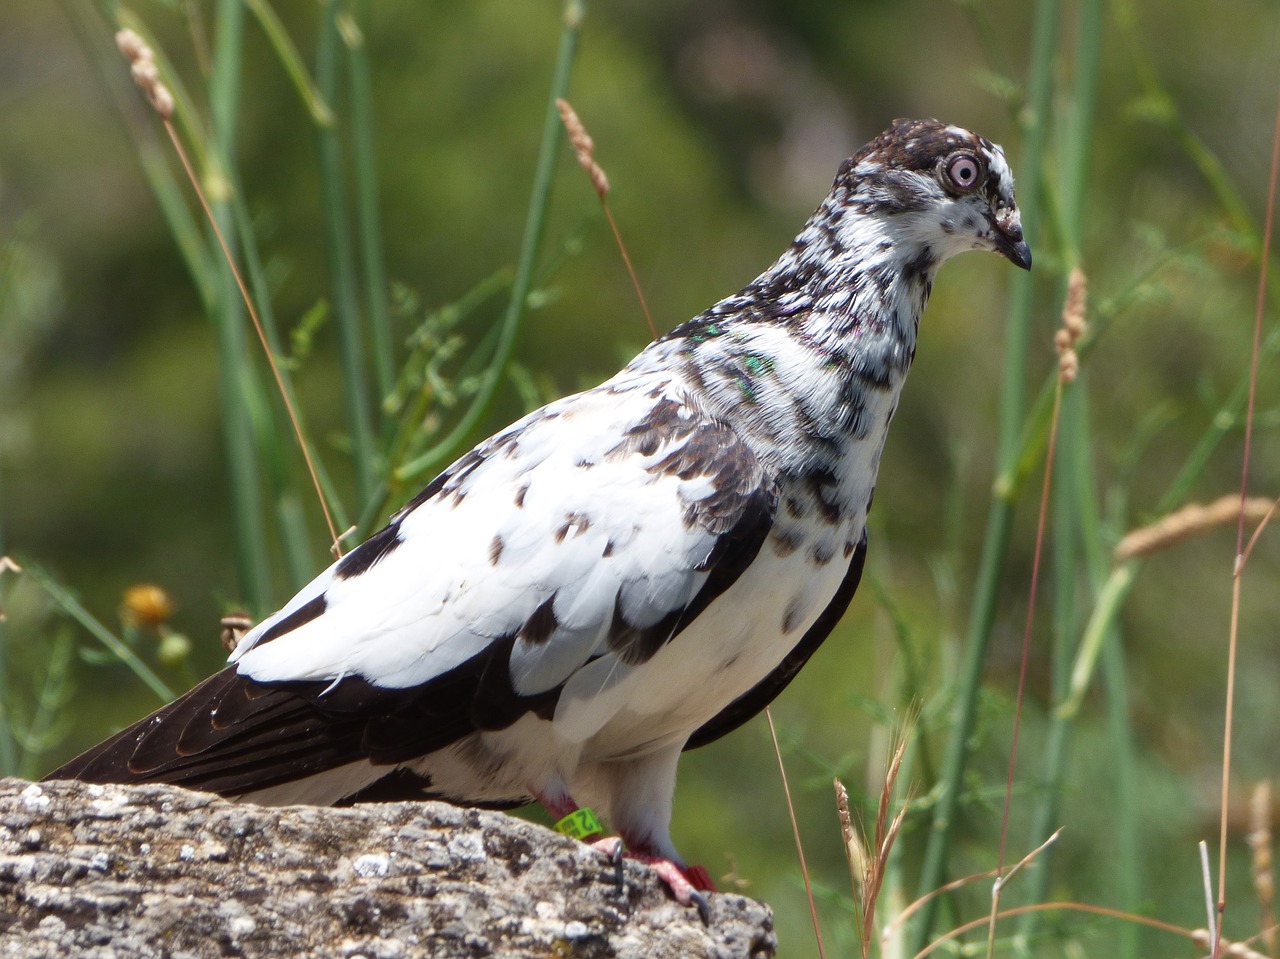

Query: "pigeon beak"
left=991, top=208, right=1032, bottom=271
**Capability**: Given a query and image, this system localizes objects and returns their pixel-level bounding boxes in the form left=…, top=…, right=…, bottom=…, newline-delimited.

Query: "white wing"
left=230, top=368, right=777, bottom=742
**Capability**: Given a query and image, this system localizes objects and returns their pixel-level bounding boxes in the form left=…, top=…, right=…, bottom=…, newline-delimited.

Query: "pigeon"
left=46, top=118, right=1030, bottom=912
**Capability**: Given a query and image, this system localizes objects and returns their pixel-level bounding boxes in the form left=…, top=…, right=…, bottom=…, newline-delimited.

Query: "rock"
left=0, top=777, right=775, bottom=958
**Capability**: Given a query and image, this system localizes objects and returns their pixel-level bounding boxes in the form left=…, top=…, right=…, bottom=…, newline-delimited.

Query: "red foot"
left=679, top=863, right=717, bottom=893
left=536, top=795, right=714, bottom=919
left=590, top=838, right=715, bottom=919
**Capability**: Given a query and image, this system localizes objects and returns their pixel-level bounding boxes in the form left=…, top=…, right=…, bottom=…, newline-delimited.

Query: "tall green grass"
left=1, top=0, right=584, bottom=768
left=897, top=0, right=1277, bottom=954
left=2, top=2, right=1275, bottom=957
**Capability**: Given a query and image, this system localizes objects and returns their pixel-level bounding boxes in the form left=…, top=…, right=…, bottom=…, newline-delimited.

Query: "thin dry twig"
left=986, top=829, right=1064, bottom=957
left=915, top=900, right=1199, bottom=959
left=1219, top=71, right=1280, bottom=959
left=1000, top=827, right=1064, bottom=888
left=766, top=707, right=826, bottom=959
left=888, top=866, right=1000, bottom=942
left=1240, top=496, right=1280, bottom=572
left=887, top=830, right=1063, bottom=957
left=114, top=27, right=343, bottom=557
left=1193, top=928, right=1275, bottom=959
left=555, top=98, right=657, bottom=339
left=1204, top=839, right=1220, bottom=953
left=989, top=297, right=1074, bottom=954
left=1114, top=495, right=1276, bottom=562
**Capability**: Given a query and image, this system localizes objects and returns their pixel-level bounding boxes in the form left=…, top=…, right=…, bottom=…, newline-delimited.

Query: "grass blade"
left=347, top=0, right=396, bottom=410
left=245, top=0, right=335, bottom=126
left=910, top=0, right=1060, bottom=946
left=209, top=0, right=273, bottom=613
left=394, top=0, right=588, bottom=485
left=316, top=0, right=378, bottom=512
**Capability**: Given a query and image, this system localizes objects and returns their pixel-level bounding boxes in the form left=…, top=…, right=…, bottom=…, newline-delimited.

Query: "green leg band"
left=554, top=807, right=604, bottom=839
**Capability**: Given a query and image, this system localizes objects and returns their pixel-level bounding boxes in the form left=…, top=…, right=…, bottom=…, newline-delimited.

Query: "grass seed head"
left=556, top=98, right=610, bottom=199
left=115, top=28, right=174, bottom=120
left=1055, top=267, right=1088, bottom=383
left=1114, top=495, right=1275, bottom=561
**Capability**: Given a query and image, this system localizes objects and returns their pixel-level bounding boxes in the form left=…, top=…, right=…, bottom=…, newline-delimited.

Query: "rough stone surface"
left=0, top=778, right=775, bottom=958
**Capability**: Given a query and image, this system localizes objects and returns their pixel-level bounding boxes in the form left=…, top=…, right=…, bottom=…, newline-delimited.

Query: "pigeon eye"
left=944, top=153, right=983, bottom=191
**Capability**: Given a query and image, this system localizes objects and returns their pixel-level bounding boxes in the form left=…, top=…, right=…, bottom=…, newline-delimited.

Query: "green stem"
left=1058, top=0, right=1103, bottom=263
left=1116, top=1, right=1256, bottom=244
left=24, top=564, right=175, bottom=704
left=1099, top=628, right=1142, bottom=959
left=139, top=147, right=216, bottom=309
left=210, top=0, right=272, bottom=614
left=317, top=0, right=378, bottom=512
left=275, top=491, right=316, bottom=588
left=244, top=0, right=335, bottom=126
left=1060, top=561, right=1137, bottom=717
left=1158, top=319, right=1280, bottom=513
left=1057, top=316, right=1280, bottom=719
left=17, top=627, right=75, bottom=780
left=348, top=0, right=396, bottom=412
left=1016, top=0, right=1106, bottom=939
left=909, top=0, right=1059, bottom=947
left=1017, top=386, right=1089, bottom=938
left=394, top=0, right=587, bottom=486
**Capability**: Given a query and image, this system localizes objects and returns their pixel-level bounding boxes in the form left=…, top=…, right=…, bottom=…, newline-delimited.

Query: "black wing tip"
left=42, top=727, right=151, bottom=785
left=39, top=667, right=286, bottom=790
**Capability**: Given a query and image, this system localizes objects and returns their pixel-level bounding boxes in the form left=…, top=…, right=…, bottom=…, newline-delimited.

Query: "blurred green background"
left=2, top=0, right=1279, bottom=955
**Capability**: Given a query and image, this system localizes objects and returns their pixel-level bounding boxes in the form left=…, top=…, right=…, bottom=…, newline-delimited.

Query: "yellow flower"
left=122, top=584, right=174, bottom=628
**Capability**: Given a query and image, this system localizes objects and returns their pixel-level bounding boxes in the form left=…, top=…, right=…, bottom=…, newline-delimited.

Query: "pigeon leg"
left=535, top=790, right=712, bottom=919
left=536, top=789, right=605, bottom=841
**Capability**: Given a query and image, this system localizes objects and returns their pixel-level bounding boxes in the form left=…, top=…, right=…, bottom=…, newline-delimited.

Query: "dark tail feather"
left=41, top=660, right=499, bottom=799
left=41, top=667, right=367, bottom=794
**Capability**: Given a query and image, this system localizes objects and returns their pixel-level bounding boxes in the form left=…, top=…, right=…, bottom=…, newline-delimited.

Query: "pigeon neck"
left=653, top=208, right=940, bottom=473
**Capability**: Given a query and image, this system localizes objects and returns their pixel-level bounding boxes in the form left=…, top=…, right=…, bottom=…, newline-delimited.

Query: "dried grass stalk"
left=1114, top=495, right=1276, bottom=561
left=1247, top=781, right=1277, bottom=957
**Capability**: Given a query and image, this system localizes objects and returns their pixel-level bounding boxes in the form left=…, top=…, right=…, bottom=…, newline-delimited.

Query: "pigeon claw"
left=590, top=839, right=715, bottom=923
left=640, top=858, right=713, bottom=924
left=590, top=837, right=627, bottom=896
